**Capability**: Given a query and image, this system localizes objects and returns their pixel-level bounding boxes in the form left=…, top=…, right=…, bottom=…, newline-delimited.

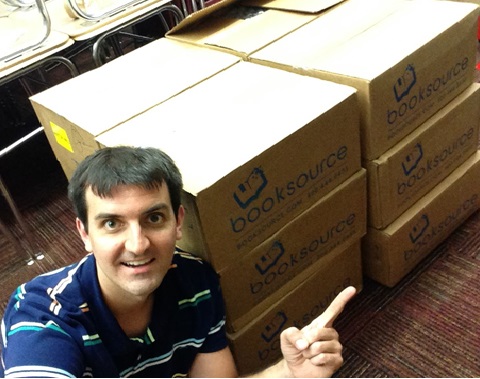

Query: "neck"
left=105, top=293, right=155, bottom=338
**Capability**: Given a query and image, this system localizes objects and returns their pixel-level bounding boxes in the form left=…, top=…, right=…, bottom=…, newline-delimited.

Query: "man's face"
left=76, top=183, right=184, bottom=302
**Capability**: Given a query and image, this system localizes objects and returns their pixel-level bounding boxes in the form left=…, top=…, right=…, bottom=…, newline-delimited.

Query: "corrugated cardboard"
left=445, top=0, right=480, bottom=4
left=166, top=0, right=344, bottom=58
left=227, top=239, right=363, bottom=376
left=96, top=61, right=362, bottom=272
left=362, top=150, right=480, bottom=287
left=221, top=169, right=366, bottom=332
left=29, top=38, right=240, bottom=179
left=366, top=83, right=480, bottom=229
left=242, top=0, right=345, bottom=13
left=250, top=0, right=480, bottom=159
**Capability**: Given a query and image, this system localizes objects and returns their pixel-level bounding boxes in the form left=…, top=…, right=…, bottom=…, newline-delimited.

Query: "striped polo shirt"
left=1, top=250, right=228, bottom=377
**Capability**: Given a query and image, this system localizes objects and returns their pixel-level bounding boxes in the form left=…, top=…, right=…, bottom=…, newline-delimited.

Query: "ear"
left=175, top=205, right=185, bottom=241
left=76, top=217, right=93, bottom=252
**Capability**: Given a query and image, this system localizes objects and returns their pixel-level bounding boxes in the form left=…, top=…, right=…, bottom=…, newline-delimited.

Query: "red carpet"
left=334, top=210, right=480, bottom=377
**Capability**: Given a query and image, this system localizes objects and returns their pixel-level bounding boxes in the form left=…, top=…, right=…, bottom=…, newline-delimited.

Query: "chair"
left=0, top=0, right=51, bottom=62
left=0, top=126, right=47, bottom=263
left=91, top=3, right=184, bottom=67
left=0, top=0, right=78, bottom=264
left=64, top=0, right=151, bottom=21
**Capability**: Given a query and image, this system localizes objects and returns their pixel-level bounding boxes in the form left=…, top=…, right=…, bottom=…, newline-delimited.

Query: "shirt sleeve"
left=1, top=287, right=85, bottom=378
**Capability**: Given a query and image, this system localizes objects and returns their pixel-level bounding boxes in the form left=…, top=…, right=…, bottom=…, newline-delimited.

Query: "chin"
left=125, top=278, right=162, bottom=297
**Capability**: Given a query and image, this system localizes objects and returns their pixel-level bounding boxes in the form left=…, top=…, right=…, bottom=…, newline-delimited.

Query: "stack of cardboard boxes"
left=244, top=0, right=480, bottom=286
left=28, top=0, right=480, bottom=375
left=362, top=85, right=480, bottom=286
left=94, top=61, right=367, bottom=374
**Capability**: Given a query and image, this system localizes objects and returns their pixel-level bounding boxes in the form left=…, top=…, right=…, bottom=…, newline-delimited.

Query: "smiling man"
left=0, top=146, right=355, bottom=378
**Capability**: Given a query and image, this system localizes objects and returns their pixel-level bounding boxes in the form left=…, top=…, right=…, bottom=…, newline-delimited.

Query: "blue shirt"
left=1, top=250, right=228, bottom=377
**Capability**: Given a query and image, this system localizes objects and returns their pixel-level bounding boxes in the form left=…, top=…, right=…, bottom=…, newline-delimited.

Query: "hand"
left=279, top=286, right=356, bottom=378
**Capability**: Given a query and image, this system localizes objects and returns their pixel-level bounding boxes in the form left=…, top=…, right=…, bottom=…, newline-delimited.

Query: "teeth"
left=123, top=259, right=151, bottom=267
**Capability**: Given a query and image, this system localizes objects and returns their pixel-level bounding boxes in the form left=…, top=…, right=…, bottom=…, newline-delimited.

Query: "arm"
left=189, top=346, right=239, bottom=378
left=1, top=323, right=84, bottom=378
left=188, top=286, right=355, bottom=378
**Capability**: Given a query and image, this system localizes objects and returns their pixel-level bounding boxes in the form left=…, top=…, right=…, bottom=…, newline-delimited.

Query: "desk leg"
left=0, top=213, right=25, bottom=256
left=0, top=176, right=43, bottom=264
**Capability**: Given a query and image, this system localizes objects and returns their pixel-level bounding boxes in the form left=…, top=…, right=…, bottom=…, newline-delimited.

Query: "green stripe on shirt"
left=178, top=290, right=211, bottom=309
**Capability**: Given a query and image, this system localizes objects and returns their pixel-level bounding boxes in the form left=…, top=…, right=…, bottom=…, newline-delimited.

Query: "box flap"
left=170, top=7, right=314, bottom=56
left=166, top=2, right=316, bottom=57
left=242, top=0, right=346, bottom=13
left=251, top=0, right=479, bottom=80
left=167, top=0, right=343, bottom=37
left=167, top=0, right=239, bottom=36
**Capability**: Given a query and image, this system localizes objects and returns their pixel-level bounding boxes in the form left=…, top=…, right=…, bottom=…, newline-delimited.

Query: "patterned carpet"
left=334, top=211, right=480, bottom=377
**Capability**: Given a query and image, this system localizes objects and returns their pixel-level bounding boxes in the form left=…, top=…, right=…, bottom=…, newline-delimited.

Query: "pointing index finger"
left=310, top=286, right=357, bottom=330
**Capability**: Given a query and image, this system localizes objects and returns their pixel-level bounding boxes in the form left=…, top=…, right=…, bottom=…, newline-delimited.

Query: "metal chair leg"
left=0, top=213, right=26, bottom=257
left=0, top=175, right=44, bottom=264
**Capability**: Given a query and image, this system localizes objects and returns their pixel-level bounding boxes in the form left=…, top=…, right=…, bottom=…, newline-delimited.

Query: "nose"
left=124, top=224, right=150, bottom=254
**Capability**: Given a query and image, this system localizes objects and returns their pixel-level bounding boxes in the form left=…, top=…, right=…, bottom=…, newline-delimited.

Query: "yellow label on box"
left=50, top=121, right=74, bottom=153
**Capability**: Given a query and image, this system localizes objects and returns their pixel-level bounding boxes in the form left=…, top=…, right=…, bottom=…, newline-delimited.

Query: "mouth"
left=121, top=258, right=155, bottom=268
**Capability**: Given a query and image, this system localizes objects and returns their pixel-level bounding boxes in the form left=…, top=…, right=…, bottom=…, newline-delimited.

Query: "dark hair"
left=68, top=146, right=183, bottom=231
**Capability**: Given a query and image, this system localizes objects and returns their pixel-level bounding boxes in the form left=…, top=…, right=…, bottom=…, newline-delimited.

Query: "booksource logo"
left=249, top=212, right=357, bottom=295
left=261, top=311, right=287, bottom=343
left=397, top=143, right=424, bottom=195
left=409, top=214, right=429, bottom=244
left=233, top=167, right=268, bottom=209
left=258, top=311, right=288, bottom=362
left=388, top=64, right=418, bottom=126
left=402, top=143, right=423, bottom=176
left=255, top=241, right=285, bottom=275
left=387, top=57, right=469, bottom=127
left=404, top=195, right=478, bottom=261
left=397, top=128, right=475, bottom=196
left=394, top=64, right=417, bottom=102
left=230, top=145, right=349, bottom=234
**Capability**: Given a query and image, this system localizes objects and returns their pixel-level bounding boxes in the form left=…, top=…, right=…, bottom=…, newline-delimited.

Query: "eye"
left=103, top=219, right=119, bottom=230
left=147, top=213, right=164, bottom=225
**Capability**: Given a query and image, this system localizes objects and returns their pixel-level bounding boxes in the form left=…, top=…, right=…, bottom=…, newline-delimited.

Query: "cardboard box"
left=166, top=0, right=344, bottom=58
left=362, top=150, right=480, bottom=287
left=227, top=239, right=363, bottom=376
left=29, top=38, right=240, bottom=179
left=221, top=168, right=366, bottom=332
left=250, top=0, right=480, bottom=159
left=96, top=61, right=361, bottom=271
left=366, top=83, right=480, bottom=229
left=445, top=0, right=480, bottom=4
left=242, top=0, right=346, bottom=13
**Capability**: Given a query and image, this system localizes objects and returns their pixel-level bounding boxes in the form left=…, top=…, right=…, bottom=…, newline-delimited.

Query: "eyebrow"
left=93, top=203, right=171, bottom=221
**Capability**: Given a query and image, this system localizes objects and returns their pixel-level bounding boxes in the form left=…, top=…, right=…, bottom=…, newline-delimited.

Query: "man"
left=1, top=146, right=356, bottom=377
